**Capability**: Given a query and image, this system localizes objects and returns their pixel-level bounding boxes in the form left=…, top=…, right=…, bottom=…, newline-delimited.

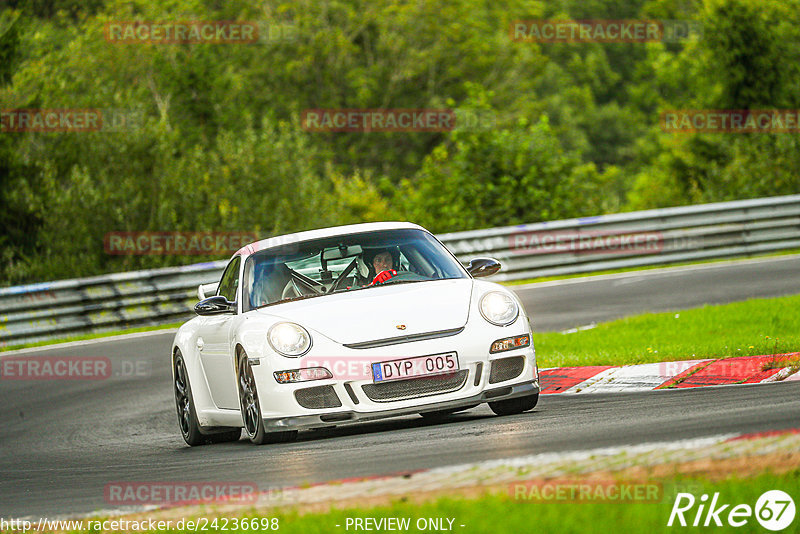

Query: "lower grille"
left=489, top=356, right=525, bottom=384
left=362, top=370, right=468, bottom=403
left=294, top=385, right=342, bottom=409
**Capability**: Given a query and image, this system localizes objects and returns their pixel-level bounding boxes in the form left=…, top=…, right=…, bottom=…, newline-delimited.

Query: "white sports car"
left=172, top=222, right=540, bottom=445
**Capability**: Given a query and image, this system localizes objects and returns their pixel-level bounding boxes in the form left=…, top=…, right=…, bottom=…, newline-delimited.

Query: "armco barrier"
left=1, top=195, right=799, bottom=347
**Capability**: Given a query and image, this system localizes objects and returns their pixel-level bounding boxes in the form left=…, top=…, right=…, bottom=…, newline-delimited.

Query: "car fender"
left=171, top=318, right=220, bottom=428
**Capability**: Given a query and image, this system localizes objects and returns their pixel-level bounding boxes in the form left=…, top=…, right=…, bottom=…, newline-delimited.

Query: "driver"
left=372, top=250, right=393, bottom=274
left=362, top=248, right=400, bottom=285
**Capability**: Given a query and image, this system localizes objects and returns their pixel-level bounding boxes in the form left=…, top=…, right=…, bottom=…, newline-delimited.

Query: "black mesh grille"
left=362, top=370, right=468, bottom=403
left=489, top=356, right=525, bottom=384
left=294, top=385, right=342, bottom=409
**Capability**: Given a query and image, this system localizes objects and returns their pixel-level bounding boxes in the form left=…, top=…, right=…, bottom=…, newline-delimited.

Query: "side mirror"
left=466, top=257, right=501, bottom=278
left=198, top=282, right=219, bottom=301
left=194, top=295, right=235, bottom=316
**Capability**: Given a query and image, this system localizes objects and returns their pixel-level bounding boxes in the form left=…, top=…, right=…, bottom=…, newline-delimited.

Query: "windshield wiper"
left=331, top=279, right=428, bottom=294
left=256, top=293, right=321, bottom=309
left=380, top=279, right=427, bottom=286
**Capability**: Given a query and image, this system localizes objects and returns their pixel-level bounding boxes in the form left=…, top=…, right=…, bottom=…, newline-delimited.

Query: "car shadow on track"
left=298, top=412, right=495, bottom=442
left=168, top=406, right=547, bottom=452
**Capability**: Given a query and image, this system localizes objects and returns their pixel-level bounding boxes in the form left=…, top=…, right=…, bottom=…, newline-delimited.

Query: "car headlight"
left=480, top=291, right=519, bottom=326
left=268, top=322, right=312, bottom=357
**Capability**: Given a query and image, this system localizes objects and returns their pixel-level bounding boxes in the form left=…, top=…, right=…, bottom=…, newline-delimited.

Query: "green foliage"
left=627, top=0, right=800, bottom=208
left=1, top=0, right=799, bottom=284
left=0, top=11, right=21, bottom=85
left=398, top=110, right=617, bottom=232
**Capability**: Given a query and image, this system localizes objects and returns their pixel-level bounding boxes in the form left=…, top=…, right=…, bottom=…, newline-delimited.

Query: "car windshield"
left=242, top=228, right=467, bottom=311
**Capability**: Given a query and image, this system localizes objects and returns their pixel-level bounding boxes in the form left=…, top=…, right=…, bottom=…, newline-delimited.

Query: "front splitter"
left=262, top=380, right=539, bottom=431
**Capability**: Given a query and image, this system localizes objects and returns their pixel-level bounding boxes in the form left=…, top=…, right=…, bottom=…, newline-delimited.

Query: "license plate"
left=372, top=353, right=459, bottom=382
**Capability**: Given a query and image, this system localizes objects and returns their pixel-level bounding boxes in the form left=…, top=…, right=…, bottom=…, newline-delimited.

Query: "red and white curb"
left=61, top=428, right=800, bottom=523
left=255, top=428, right=800, bottom=506
left=539, top=353, right=800, bottom=394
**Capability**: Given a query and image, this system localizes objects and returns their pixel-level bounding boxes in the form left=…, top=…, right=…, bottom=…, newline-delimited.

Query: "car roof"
left=234, top=221, right=428, bottom=257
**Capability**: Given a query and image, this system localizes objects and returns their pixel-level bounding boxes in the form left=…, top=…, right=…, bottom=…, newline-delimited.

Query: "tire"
left=489, top=393, right=539, bottom=416
left=420, top=404, right=479, bottom=419
left=174, top=351, right=242, bottom=446
left=237, top=350, right=298, bottom=445
left=174, top=351, right=205, bottom=446
left=173, top=350, right=242, bottom=447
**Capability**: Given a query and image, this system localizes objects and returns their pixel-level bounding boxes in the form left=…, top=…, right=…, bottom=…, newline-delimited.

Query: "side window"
left=217, top=257, right=241, bottom=303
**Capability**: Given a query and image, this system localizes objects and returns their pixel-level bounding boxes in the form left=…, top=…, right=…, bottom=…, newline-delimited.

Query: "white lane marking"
left=560, top=323, right=597, bottom=334
left=782, top=369, right=800, bottom=381
left=568, top=360, right=712, bottom=394
left=761, top=367, right=793, bottom=382
left=432, top=434, right=739, bottom=473
left=0, top=329, right=178, bottom=357
left=511, top=254, right=800, bottom=292
left=562, top=367, right=617, bottom=392
left=612, top=277, right=646, bottom=286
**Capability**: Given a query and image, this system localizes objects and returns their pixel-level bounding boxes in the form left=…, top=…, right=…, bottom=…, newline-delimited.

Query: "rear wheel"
left=489, top=393, right=539, bottom=416
left=174, top=351, right=241, bottom=445
left=174, top=352, right=204, bottom=446
left=237, top=350, right=298, bottom=445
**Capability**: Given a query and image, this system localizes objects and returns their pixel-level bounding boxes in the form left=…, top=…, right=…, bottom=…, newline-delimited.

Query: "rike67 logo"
left=668, top=490, right=795, bottom=531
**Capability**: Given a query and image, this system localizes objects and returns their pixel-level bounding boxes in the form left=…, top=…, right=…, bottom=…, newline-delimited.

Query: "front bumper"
left=261, top=379, right=539, bottom=431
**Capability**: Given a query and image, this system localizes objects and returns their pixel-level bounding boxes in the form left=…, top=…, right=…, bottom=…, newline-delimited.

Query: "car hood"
left=256, top=278, right=473, bottom=344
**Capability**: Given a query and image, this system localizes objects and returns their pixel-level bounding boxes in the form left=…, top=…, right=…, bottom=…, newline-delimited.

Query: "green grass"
left=534, top=294, right=800, bottom=368
left=0, top=322, right=182, bottom=352
left=74, top=470, right=799, bottom=533
left=503, top=250, right=800, bottom=286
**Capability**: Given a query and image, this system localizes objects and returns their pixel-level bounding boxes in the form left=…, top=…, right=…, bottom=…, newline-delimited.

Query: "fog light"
left=274, top=367, right=332, bottom=384
left=490, top=334, right=531, bottom=354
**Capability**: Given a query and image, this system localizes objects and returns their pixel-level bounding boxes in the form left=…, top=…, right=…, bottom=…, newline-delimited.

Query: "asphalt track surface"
left=2, top=255, right=800, bottom=518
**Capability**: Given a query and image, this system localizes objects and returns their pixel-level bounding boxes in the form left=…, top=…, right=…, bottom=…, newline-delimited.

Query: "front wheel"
left=237, top=351, right=297, bottom=445
left=489, top=393, right=539, bottom=416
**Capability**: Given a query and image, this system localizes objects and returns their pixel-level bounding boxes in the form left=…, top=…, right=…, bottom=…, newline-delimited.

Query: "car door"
left=198, top=256, right=241, bottom=409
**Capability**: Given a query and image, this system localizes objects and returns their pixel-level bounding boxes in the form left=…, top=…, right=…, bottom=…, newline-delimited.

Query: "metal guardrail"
left=2, top=195, right=799, bottom=348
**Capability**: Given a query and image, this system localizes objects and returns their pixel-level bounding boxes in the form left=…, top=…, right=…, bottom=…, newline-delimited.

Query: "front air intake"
left=489, top=356, right=525, bottom=384
left=294, top=385, right=342, bottom=409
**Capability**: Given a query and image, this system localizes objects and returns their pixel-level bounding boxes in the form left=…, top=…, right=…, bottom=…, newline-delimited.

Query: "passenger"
left=251, top=261, right=292, bottom=307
